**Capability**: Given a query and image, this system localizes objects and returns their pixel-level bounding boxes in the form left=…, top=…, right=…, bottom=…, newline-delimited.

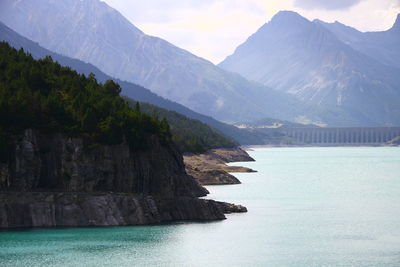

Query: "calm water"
left=1, top=147, right=400, bottom=267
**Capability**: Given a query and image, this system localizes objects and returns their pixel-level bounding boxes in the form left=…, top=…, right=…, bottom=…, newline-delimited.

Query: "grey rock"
left=1, top=129, right=206, bottom=198
left=0, top=192, right=233, bottom=228
left=0, top=129, right=247, bottom=228
left=184, top=147, right=256, bottom=186
left=207, top=147, right=255, bottom=163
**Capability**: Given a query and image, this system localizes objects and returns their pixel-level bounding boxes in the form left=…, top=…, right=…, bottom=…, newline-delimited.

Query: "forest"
left=127, top=100, right=237, bottom=154
left=0, top=42, right=171, bottom=161
left=0, top=41, right=238, bottom=160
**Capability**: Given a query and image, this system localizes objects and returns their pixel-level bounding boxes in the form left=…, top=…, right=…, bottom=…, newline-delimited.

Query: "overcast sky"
left=102, top=0, right=400, bottom=64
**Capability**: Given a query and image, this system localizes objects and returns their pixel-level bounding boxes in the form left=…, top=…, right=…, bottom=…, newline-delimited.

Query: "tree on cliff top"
left=0, top=42, right=171, bottom=160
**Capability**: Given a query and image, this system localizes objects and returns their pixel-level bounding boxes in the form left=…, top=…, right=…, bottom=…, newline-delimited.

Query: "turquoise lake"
left=1, top=147, right=400, bottom=266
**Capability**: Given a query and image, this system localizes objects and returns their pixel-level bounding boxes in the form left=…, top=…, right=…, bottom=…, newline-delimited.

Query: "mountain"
left=0, top=0, right=306, bottom=123
left=0, top=21, right=266, bottom=145
left=315, top=14, right=400, bottom=69
left=0, top=43, right=244, bottom=228
left=219, top=11, right=400, bottom=126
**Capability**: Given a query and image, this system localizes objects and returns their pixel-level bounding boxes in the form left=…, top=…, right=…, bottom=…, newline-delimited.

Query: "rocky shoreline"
left=184, top=147, right=256, bottom=185
left=0, top=192, right=247, bottom=228
left=0, top=129, right=247, bottom=229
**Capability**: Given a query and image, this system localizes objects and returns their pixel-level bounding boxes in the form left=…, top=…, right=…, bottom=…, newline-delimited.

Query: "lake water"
left=1, top=147, right=400, bottom=267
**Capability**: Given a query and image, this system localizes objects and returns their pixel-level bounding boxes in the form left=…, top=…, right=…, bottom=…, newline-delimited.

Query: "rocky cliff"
left=184, top=148, right=256, bottom=185
left=0, top=129, right=246, bottom=228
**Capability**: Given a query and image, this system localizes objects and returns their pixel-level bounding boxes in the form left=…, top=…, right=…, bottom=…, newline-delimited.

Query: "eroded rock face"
left=0, top=129, right=247, bottom=228
left=1, top=129, right=207, bottom=198
left=0, top=193, right=233, bottom=228
left=185, top=167, right=241, bottom=185
left=207, top=147, right=255, bottom=163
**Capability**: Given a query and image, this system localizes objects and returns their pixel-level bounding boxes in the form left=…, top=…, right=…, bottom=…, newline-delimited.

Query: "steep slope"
left=0, top=21, right=266, bottom=145
left=0, top=0, right=303, bottom=123
left=127, top=100, right=237, bottom=154
left=220, top=11, right=400, bottom=126
left=0, top=44, right=246, bottom=228
left=316, top=14, right=400, bottom=69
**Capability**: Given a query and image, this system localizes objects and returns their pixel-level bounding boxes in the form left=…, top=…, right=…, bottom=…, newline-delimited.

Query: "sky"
left=102, top=0, right=400, bottom=64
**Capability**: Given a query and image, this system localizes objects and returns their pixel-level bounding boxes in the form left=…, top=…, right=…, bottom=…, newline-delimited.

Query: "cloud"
left=294, top=0, right=365, bottom=10
left=101, top=0, right=216, bottom=23
left=103, top=0, right=271, bottom=63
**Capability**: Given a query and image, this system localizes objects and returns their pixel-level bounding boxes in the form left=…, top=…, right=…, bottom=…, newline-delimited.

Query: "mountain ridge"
left=316, top=13, right=400, bottom=69
left=0, top=0, right=310, bottom=123
left=0, top=20, right=269, bottom=145
left=219, top=11, right=400, bottom=126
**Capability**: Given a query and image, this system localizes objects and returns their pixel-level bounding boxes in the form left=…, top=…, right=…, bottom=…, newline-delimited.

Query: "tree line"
left=131, top=100, right=237, bottom=154
left=0, top=42, right=171, bottom=161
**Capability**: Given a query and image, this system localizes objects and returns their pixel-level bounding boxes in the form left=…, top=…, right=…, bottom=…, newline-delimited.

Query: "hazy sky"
left=102, top=0, right=400, bottom=64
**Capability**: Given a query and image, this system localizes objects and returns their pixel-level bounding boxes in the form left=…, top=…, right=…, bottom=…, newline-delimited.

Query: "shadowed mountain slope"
left=0, top=21, right=266, bottom=145
left=0, top=0, right=306, bottom=124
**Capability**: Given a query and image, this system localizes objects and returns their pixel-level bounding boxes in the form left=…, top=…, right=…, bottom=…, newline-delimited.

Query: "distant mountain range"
left=1, top=1, right=398, bottom=126
left=0, top=21, right=266, bottom=145
left=219, top=11, right=400, bottom=126
left=316, top=14, right=400, bottom=69
left=0, top=0, right=309, bottom=124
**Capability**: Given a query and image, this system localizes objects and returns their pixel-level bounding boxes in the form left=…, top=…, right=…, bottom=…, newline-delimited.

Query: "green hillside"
left=125, top=99, right=237, bottom=154
left=0, top=42, right=171, bottom=161
left=0, top=41, right=238, bottom=159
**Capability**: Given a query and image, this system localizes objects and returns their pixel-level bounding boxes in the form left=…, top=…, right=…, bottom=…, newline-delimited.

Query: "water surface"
left=1, top=147, right=399, bottom=266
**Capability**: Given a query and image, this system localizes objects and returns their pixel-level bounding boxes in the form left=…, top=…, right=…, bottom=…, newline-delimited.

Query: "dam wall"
left=257, top=127, right=400, bottom=145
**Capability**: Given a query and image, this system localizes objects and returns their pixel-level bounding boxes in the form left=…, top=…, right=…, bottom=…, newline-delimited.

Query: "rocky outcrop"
left=207, top=147, right=255, bottom=163
left=185, top=168, right=241, bottom=185
left=0, top=192, right=248, bottom=228
left=0, top=193, right=246, bottom=228
left=215, top=201, right=247, bottom=214
left=0, top=129, right=246, bottom=228
left=386, top=136, right=400, bottom=146
left=184, top=147, right=256, bottom=185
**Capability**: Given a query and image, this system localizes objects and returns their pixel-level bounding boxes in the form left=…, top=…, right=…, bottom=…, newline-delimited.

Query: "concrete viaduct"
left=257, top=127, right=400, bottom=145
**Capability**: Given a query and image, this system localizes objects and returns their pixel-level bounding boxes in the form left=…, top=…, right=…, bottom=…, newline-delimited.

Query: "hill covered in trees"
left=125, top=99, right=237, bottom=154
left=0, top=41, right=239, bottom=158
left=0, top=21, right=266, bottom=146
left=0, top=43, right=246, bottom=229
left=0, top=42, right=171, bottom=161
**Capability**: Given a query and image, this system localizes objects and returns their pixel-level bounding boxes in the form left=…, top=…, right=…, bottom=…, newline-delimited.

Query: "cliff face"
left=0, top=129, right=245, bottom=228
left=0, top=129, right=206, bottom=197
left=0, top=193, right=236, bottom=228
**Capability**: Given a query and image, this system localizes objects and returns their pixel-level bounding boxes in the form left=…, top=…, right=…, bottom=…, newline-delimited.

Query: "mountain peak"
left=265, top=10, right=311, bottom=31
left=391, top=13, right=400, bottom=31
left=271, top=10, right=308, bottom=23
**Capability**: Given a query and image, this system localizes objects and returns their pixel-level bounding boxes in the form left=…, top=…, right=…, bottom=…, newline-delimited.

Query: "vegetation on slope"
left=0, top=42, right=171, bottom=161
left=0, top=22, right=266, bottom=146
left=125, top=99, right=237, bottom=154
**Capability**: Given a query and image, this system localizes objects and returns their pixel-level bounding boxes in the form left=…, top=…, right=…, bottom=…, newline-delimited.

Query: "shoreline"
left=184, top=147, right=256, bottom=186
left=242, top=144, right=398, bottom=149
